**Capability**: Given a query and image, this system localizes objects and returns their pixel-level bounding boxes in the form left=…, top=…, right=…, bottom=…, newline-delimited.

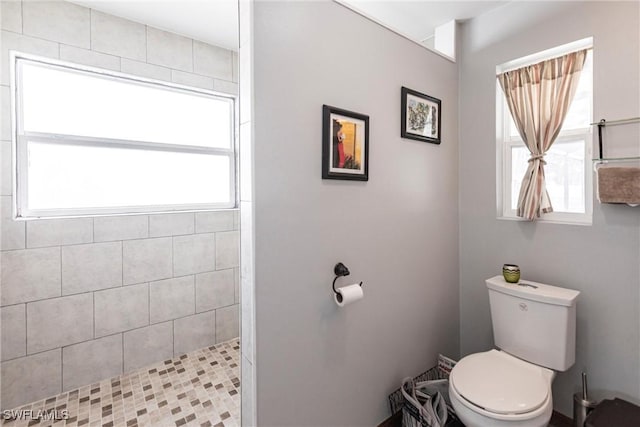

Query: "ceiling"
left=339, top=0, right=508, bottom=44
left=68, top=1, right=507, bottom=53
left=69, top=0, right=239, bottom=51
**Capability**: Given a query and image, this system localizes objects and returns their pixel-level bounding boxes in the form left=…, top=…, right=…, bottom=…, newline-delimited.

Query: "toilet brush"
left=574, top=372, right=597, bottom=427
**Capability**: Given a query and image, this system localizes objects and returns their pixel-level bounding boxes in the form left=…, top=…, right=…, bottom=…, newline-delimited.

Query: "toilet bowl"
left=450, top=276, right=580, bottom=427
left=449, top=350, right=554, bottom=427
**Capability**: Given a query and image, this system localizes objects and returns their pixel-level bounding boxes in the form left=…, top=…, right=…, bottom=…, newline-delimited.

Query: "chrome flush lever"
left=518, top=282, right=538, bottom=289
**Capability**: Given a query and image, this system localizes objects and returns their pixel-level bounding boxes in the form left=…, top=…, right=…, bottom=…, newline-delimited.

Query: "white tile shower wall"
left=0, top=0, right=239, bottom=409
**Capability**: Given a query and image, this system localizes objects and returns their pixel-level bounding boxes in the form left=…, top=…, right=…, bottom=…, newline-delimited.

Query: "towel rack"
left=590, top=117, right=640, bottom=161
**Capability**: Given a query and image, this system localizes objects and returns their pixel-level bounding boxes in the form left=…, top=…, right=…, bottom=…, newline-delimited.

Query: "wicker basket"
left=388, top=364, right=463, bottom=427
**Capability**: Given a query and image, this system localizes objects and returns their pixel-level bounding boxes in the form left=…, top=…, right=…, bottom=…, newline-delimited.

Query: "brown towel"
left=597, top=166, right=640, bottom=204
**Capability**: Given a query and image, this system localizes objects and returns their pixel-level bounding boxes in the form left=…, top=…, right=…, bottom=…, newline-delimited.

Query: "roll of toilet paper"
left=335, top=284, right=364, bottom=307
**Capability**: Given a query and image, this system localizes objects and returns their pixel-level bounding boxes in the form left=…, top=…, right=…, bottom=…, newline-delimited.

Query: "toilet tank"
left=486, top=275, right=580, bottom=371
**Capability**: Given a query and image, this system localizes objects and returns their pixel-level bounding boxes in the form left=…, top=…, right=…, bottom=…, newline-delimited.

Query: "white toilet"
left=449, top=275, right=580, bottom=427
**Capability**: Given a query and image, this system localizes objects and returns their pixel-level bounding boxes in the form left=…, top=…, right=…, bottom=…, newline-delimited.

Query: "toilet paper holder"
left=332, top=262, right=363, bottom=296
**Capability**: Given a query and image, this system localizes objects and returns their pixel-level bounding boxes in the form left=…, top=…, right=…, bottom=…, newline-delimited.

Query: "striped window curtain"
left=498, top=49, right=587, bottom=220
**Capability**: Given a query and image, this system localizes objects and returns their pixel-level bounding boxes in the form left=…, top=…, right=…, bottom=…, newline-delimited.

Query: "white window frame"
left=11, top=52, right=237, bottom=219
left=496, top=38, right=593, bottom=225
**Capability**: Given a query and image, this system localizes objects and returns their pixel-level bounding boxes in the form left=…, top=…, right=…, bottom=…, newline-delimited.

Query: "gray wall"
left=459, top=1, right=640, bottom=416
left=252, top=1, right=459, bottom=425
left=0, top=0, right=239, bottom=410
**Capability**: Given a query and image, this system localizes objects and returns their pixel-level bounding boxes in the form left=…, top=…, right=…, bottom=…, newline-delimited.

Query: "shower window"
left=11, top=53, right=236, bottom=218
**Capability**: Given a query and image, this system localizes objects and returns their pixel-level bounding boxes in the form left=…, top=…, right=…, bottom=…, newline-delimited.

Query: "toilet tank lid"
left=486, top=275, right=580, bottom=307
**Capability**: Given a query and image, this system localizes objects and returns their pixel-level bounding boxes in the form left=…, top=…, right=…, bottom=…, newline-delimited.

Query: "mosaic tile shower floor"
left=2, top=339, right=240, bottom=427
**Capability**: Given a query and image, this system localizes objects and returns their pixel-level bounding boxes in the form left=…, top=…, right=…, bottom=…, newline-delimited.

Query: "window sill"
left=14, top=206, right=239, bottom=221
left=497, top=214, right=592, bottom=226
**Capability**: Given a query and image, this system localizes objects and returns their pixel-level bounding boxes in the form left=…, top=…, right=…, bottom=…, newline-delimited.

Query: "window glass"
left=510, top=140, right=585, bottom=213
left=21, top=62, right=232, bottom=149
left=27, top=141, right=231, bottom=210
left=14, top=56, right=236, bottom=217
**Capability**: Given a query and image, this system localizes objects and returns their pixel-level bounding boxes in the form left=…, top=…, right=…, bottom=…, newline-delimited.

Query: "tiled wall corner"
left=241, top=354, right=255, bottom=427
left=0, top=0, right=240, bottom=410
left=239, top=0, right=257, bottom=424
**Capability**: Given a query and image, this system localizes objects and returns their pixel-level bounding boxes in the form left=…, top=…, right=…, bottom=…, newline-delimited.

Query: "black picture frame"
left=401, top=87, right=441, bottom=144
left=322, top=105, right=369, bottom=181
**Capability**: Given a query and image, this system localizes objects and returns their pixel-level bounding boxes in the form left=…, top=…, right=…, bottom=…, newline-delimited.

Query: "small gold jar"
left=502, top=264, right=520, bottom=283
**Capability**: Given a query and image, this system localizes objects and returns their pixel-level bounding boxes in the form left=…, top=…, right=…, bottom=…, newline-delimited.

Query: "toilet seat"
left=450, top=350, right=551, bottom=416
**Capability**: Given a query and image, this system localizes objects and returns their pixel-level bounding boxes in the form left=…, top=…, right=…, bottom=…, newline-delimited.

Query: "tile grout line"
left=171, top=236, right=175, bottom=278
left=88, top=8, right=92, bottom=51
left=191, top=38, right=195, bottom=73
left=59, top=246, right=62, bottom=297
left=213, top=231, right=218, bottom=271
left=144, top=24, right=148, bottom=63
left=24, top=302, right=28, bottom=357
left=60, top=346, right=63, bottom=394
